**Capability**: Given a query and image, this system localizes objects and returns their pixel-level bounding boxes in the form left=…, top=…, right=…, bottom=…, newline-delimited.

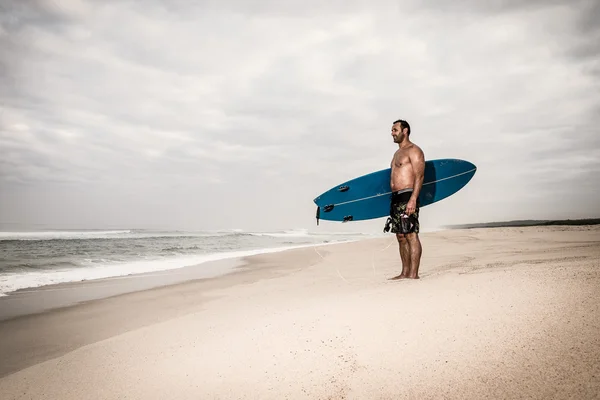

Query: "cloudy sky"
left=1, top=0, right=599, bottom=233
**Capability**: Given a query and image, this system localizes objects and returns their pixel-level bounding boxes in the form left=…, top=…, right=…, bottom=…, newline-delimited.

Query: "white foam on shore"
left=0, top=240, right=359, bottom=297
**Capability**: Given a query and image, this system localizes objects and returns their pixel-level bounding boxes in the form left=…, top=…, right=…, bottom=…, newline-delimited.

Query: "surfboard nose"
left=465, top=160, right=477, bottom=172
left=452, top=159, right=477, bottom=175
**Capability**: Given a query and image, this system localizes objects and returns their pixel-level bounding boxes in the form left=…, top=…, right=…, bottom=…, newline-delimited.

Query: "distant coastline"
left=445, top=218, right=600, bottom=229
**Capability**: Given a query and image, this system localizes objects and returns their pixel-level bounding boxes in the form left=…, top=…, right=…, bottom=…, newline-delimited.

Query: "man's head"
left=391, top=119, right=410, bottom=143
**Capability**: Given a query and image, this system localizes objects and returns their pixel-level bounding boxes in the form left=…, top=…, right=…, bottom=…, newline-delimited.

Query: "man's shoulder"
left=408, top=142, right=424, bottom=155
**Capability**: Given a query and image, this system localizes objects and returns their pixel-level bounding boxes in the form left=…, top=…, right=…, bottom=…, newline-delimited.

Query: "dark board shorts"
left=384, top=189, right=420, bottom=234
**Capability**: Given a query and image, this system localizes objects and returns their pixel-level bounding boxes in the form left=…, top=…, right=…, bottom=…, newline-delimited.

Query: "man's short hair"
left=393, top=119, right=411, bottom=136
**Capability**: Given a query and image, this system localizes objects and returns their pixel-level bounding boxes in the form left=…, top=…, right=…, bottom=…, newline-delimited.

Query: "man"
left=384, top=119, right=425, bottom=279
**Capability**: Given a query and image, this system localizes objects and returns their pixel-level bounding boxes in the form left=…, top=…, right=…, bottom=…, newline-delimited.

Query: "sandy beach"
left=1, top=225, right=599, bottom=399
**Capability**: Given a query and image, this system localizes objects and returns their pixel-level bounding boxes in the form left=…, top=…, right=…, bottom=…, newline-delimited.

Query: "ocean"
left=0, top=229, right=374, bottom=297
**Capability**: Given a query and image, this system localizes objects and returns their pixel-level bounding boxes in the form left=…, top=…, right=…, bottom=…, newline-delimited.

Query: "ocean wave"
left=0, top=240, right=359, bottom=296
left=0, top=230, right=225, bottom=241
left=0, top=230, right=133, bottom=241
left=0, top=229, right=370, bottom=241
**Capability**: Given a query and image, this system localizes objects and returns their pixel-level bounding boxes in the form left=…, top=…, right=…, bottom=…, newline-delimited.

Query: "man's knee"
left=405, top=232, right=419, bottom=242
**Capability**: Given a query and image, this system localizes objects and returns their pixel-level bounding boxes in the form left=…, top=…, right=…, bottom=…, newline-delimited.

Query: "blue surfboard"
left=314, top=158, right=477, bottom=223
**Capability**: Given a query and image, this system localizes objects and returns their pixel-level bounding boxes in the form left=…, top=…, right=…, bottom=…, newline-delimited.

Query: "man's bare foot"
left=388, top=274, right=408, bottom=280
left=407, top=275, right=420, bottom=279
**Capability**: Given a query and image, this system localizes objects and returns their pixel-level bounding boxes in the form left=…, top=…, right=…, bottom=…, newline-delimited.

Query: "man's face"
left=391, top=123, right=405, bottom=143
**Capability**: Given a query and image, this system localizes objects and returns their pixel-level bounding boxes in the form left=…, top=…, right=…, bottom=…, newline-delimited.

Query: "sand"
left=1, top=225, right=599, bottom=399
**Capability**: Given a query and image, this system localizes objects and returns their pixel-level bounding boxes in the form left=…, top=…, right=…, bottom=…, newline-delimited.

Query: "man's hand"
left=406, top=199, right=417, bottom=216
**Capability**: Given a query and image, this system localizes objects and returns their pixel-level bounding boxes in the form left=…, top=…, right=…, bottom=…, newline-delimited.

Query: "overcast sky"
left=1, top=0, right=599, bottom=233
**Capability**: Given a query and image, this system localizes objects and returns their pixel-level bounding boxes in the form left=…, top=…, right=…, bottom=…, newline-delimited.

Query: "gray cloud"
left=413, top=0, right=566, bottom=12
left=575, top=0, right=600, bottom=34
left=1, top=0, right=599, bottom=231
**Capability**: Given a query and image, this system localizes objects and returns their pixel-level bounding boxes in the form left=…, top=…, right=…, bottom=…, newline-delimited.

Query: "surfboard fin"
left=316, top=206, right=320, bottom=225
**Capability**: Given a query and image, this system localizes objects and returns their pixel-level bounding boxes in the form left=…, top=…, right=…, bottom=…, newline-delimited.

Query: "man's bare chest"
left=392, top=151, right=411, bottom=168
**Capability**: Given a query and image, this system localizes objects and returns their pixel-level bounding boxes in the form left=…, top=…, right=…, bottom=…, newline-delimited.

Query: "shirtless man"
left=385, top=119, right=425, bottom=279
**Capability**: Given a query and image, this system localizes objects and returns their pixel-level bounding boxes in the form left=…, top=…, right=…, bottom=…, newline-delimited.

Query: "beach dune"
left=1, top=225, right=599, bottom=399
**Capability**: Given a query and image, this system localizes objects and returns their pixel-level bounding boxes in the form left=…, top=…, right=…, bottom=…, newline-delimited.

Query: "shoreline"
left=0, top=238, right=371, bottom=378
left=1, top=225, right=598, bottom=398
left=0, top=257, right=245, bottom=322
left=0, top=237, right=368, bottom=315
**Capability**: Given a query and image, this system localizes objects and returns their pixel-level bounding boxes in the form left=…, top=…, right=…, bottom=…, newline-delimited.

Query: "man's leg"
left=390, top=233, right=411, bottom=279
left=405, top=232, right=422, bottom=279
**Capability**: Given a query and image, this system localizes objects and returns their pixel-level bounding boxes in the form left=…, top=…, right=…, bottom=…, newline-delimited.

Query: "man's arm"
left=409, top=147, right=425, bottom=204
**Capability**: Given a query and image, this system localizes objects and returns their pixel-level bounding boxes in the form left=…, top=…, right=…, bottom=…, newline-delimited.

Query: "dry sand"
left=1, top=225, right=599, bottom=399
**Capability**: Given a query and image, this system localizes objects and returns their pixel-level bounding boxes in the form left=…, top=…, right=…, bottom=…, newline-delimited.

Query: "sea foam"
left=0, top=240, right=357, bottom=296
